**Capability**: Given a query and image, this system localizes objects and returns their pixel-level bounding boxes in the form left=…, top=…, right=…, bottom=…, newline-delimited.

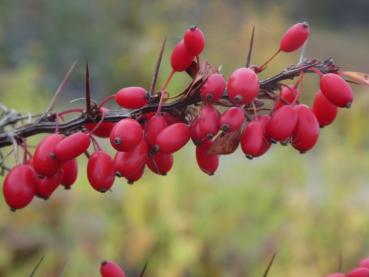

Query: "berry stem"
left=88, top=109, right=106, bottom=136
left=257, top=49, right=281, bottom=72
left=98, top=95, right=116, bottom=109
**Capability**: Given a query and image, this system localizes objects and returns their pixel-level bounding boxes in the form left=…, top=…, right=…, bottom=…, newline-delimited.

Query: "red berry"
left=196, top=140, right=219, bottom=175
left=145, top=115, right=168, bottom=147
left=33, top=134, right=64, bottom=177
left=190, top=118, right=205, bottom=145
left=115, top=87, right=148, bottom=109
left=170, top=40, right=195, bottom=72
left=85, top=107, right=115, bottom=138
left=162, top=113, right=182, bottom=125
left=100, top=260, right=126, bottom=277
left=220, top=107, right=245, bottom=132
left=320, top=73, right=353, bottom=108
left=154, top=123, right=190, bottom=153
left=3, top=164, right=37, bottom=210
left=110, top=119, right=143, bottom=152
left=87, top=151, right=115, bottom=192
left=266, top=105, right=298, bottom=142
left=125, top=165, right=145, bottom=184
left=313, top=90, right=338, bottom=127
left=254, top=115, right=272, bottom=157
left=292, top=104, right=320, bottom=153
left=227, top=68, right=259, bottom=105
left=359, top=257, right=369, bottom=269
left=325, top=273, right=346, bottom=277
left=146, top=153, right=173, bottom=175
left=61, top=159, right=78, bottom=189
left=183, top=26, right=205, bottom=56
left=55, top=132, right=90, bottom=162
left=241, top=120, right=265, bottom=159
left=114, top=139, right=148, bottom=178
left=35, top=170, right=63, bottom=199
left=274, top=85, right=299, bottom=110
left=347, top=267, right=369, bottom=277
left=200, top=73, right=225, bottom=102
left=279, top=22, right=310, bottom=52
left=198, top=104, right=220, bottom=139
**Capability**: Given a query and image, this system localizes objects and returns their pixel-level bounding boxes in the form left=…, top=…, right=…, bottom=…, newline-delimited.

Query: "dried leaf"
left=340, top=71, right=369, bottom=86
left=208, top=130, right=241, bottom=155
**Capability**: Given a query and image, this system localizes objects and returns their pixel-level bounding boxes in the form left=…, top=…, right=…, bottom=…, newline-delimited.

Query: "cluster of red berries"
left=326, top=256, right=369, bottom=277
left=2, top=22, right=355, bottom=211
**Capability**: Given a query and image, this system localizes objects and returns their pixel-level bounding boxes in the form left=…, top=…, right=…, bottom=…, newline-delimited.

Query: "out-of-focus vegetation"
left=0, top=1, right=368, bottom=276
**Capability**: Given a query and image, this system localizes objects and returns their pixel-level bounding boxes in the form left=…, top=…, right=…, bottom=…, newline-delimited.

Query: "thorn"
left=263, top=252, right=277, bottom=277
left=149, top=36, right=167, bottom=95
left=245, top=25, right=255, bottom=68
left=139, top=261, right=149, bottom=277
left=28, top=255, right=45, bottom=277
left=85, top=62, right=91, bottom=114
left=46, top=61, right=77, bottom=113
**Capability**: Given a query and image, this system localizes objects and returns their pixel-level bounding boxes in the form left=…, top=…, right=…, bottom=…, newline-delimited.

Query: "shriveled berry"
left=114, top=139, right=148, bottom=177
left=196, top=140, right=219, bottom=175
left=313, top=90, right=338, bottom=127
left=87, top=151, right=115, bottom=192
left=115, top=87, right=148, bottom=109
left=183, top=26, right=205, bottom=56
left=170, top=40, right=195, bottom=72
left=241, top=120, right=265, bottom=159
left=85, top=107, right=115, bottom=138
left=61, top=159, right=78, bottom=189
left=146, top=153, right=173, bottom=175
left=154, top=123, right=190, bottom=153
left=347, top=267, right=369, bottom=277
left=200, top=73, right=225, bottom=102
left=292, top=104, right=320, bottom=153
left=220, top=107, right=245, bottom=132
left=55, top=132, right=90, bottom=162
left=227, top=68, right=259, bottom=105
left=266, top=105, right=298, bottom=142
left=33, top=134, right=64, bottom=177
left=3, top=164, right=37, bottom=210
left=100, top=260, right=126, bottom=277
left=274, top=85, right=299, bottom=110
left=280, top=22, right=310, bottom=52
left=198, top=104, right=220, bottom=139
left=320, top=73, right=353, bottom=108
left=35, top=170, right=62, bottom=199
left=145, top=115, right=168, bottom=147
left=110, top=119, right=143, bottom=152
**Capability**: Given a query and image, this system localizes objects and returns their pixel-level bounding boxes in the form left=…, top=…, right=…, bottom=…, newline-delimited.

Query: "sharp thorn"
left=28, top=255, right=45, bottom=277
left=263, top=252, right=277, bottom=277
left=149, top=35, right=167, bottom=95
left=85, top=62, right=92, bottom=114
left=245, top=25, right=255, bottom=68
left=139, top=261, right=149, bottom=277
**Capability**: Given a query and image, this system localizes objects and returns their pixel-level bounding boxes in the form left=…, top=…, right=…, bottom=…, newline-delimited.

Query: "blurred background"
left=0, top=0, right=368, bottom=276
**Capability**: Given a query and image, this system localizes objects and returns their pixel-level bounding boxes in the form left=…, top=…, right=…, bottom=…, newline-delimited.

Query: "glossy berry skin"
left=154, top=123, right=190, bottom=153
left=33, top=134, right=64, bottom=177
left=145, top=115, right=168, bottom=147
left=359, top=257, right=369, bottom=269
left=190, top=118, right=205, bottom=145
left=280, top=22, right=310, bottom=52
left=198, top=104, right=220, bottom=139
left=3, top=164, right=37, bottom=210
left=87, top=151, right=115, bottom=193
left=347, top=267, right=369, bottom=277
left=313, top=90, right=338, bottom=127
left=227, top=68, right=259, bottom=105
left=110, top=119, right=143, bottom=152
left=146, top=153, right=173, bottom=175
left=184, top=26, right=205, bottom=56
left=114, top=139, right=148, bottom=178
left=196, top=140, right=219, bottom=175
left=266, top=105, right=298, bottom=142
left=61, top=159, right=78, bottom=189
left=100, top=260, right=126, bottom=277
left=274, top=85, right=299, bottom=110
left=220, top=107, right=245, bottom=132
left=35, top=170, right=63, bottom=199
left=85, top=107, right=115, bottom=138
left=126, top=165, right=145, bottom=184
left=115, top=87, right=148, bottom=109
left=320, top=73, right=353, bottom=108
left=325, top=273, right=346, bottom=277
left=292, top=105, right=320, bottom=153
left=200, top=73, right=225, bottom=102
left=254, top=115, right=272, bottom=157
left=55, top=132, right=90, bottom=162
left=241, top=120, right=265, bottom=159
left=170, top=40, right=195, bottom=72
